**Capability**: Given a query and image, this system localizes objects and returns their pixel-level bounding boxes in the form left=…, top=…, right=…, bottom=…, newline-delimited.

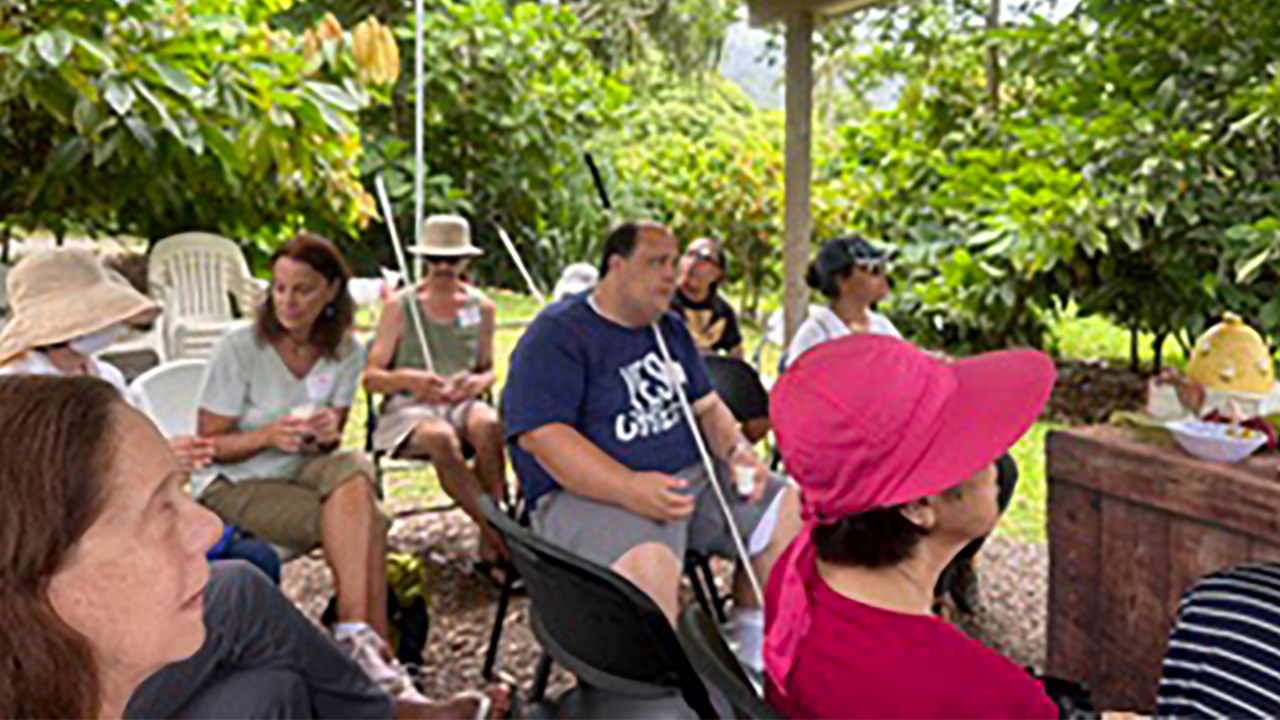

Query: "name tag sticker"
left=458, top=307, right=482, bottom=328
left=306, top=372, right=336, bottom=402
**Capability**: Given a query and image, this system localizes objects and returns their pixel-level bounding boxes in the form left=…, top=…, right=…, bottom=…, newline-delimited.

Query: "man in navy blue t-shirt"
left=502, top=221, right=800, bottom=674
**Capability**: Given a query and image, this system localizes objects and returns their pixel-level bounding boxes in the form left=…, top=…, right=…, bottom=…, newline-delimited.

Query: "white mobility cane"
left=494, top=222, right=546, bottom=305
left=651, top=322, right=765, bottom=607
left=374, top=174, right=436, bottom=375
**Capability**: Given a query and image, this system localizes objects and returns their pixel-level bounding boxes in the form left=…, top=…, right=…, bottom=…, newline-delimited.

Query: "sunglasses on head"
left=425, top=255, right=463, bottom=266
left=685, top=249, right=721, bottom=266
left=854, top=257, right=888, bottom=276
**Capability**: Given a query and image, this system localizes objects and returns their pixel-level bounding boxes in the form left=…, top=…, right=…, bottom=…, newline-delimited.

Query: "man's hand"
left=621, top=472, right=697, bottom=521
left=447, top=373, right=489, bottom=403
left=410, top=372, right=449, bottom=404
left=729, top=441, right=769, bottom=503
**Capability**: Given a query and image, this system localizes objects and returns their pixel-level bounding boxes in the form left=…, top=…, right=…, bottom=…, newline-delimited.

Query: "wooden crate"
left=1046, top=425, right=1280, bottom=712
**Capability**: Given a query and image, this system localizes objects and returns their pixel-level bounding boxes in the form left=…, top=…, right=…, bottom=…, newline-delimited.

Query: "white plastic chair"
left=129, top=358, right=301, bottom=562
left=129, top=358, right=208, bottom=437
left=149, top=233, right=266, bottom=360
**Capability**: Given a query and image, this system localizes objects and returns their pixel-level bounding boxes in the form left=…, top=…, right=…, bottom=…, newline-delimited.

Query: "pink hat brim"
left=884, top=349, right=1056, bottom=505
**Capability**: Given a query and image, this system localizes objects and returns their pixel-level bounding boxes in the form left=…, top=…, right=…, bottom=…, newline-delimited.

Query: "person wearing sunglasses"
left=364, top=215, right=509, bottom=588
left=671, top=237, right=745, bottom=359
left=784, top=235, right=1023, bottom=621
left=783, top=235, right=899, bottom=371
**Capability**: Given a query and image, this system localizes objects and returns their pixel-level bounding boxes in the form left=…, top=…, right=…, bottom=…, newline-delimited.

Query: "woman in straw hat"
left=764, top=335, right=1058, bottom=719
left=0, top=248, right=213, bottom=470
left=365, top=215, right=510, bottom=586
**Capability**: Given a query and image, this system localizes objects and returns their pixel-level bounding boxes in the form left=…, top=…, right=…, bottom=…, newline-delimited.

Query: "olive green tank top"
left=391, top=288, right=481, bottom=379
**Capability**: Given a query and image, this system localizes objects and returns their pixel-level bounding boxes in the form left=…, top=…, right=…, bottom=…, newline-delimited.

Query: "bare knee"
left=325, top=473, right=378, bottom=514
left=466, top=404, right=503, bottom=447
left=408, top=422, right=463, bottom=460
left=613, top=543, right=682, bottom=621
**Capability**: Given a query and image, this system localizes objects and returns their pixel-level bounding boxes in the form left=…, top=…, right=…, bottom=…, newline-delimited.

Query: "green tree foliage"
left=597, top=77, right=853, bottom=317
left=818, top=0, right=1280, bottom=361
left=0, top=0, right=384, bottom=256
left=564, top=0, right=739, bottom=78
left=346, top=1, right=629, bottom=288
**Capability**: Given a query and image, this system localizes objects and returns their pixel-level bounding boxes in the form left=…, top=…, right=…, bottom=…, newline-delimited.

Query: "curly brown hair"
left=0, top=375, right=121, bottom=718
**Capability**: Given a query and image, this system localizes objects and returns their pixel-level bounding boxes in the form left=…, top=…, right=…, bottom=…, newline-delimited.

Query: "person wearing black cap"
left=670, top=237, right=744, bottom=359
left=785, top=234, right=1019, bottom=619
left=783, top=235, right=899, bottom=369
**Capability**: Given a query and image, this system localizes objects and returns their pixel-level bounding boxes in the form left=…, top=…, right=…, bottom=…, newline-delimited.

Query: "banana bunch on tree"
left=351, top=16, right=400, bottom=87
left=301, top=13, right=399, bottom=87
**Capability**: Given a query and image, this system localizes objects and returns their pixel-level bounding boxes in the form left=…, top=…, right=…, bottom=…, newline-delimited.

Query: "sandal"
left=456, top=673, right=520, bottom=720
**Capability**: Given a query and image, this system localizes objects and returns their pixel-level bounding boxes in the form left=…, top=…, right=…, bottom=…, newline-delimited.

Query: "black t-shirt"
left=670, top=287, right=743, bottom=355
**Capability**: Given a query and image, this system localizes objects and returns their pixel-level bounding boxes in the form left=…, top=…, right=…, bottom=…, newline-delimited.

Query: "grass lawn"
left=357, top=290, right=1151, bottom=544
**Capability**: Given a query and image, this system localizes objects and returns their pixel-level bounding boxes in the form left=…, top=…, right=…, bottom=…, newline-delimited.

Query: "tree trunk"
left=1, top=226, right=9, bottom=264
left=1152, top=332, right=1166, bottom=375
left=1175, top=329, right=1193, bottom=359
left=986, top=0, right=1001, bottom=113
left=1130, top=326, right=1140, bottom=373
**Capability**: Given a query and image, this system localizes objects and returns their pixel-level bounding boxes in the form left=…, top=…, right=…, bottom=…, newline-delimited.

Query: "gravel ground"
left=282, top=508, right=1049, bottom=701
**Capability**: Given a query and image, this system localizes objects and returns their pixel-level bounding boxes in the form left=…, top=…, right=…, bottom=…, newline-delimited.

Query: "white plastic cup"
left=734, top=465, right=756, bottom=498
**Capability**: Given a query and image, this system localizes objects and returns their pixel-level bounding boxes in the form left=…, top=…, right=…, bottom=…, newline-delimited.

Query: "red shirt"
left=765, top=544, right=1058, bottom=719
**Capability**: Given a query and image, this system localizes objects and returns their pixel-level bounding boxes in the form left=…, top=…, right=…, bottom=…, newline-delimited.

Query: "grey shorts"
left=532, top=462, right=788, bottom=569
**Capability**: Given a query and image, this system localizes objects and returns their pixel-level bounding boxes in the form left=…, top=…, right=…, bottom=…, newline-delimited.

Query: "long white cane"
left=494, top=223, right=546, bottom=305
left=374, top=174, right=435, bottom=375
left=651, top=322, right=765, bottom=606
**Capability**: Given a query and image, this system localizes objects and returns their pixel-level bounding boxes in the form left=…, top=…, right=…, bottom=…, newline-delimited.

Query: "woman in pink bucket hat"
left=764, top=334, right=1058, bottom=719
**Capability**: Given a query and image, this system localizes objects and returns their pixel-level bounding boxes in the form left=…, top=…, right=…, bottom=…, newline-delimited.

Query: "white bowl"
left=1166, top=419, right=1267, bottom=463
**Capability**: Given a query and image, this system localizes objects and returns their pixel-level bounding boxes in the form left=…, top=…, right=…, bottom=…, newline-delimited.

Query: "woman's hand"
left=307, top=408, right=342, bottom=447
left=267, top=417, right=310, bottom=454
left=170, top=436, right=215, bottom=472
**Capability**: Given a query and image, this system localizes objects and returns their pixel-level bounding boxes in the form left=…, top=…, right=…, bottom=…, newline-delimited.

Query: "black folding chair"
left=703, top=355, right=769, bottom=425
left=479, top=497, right=723, bottom=719
left=481, top=489, right=728, bottom=680
left=678, top=605, right=783, bottom=720
left=703, top=354, right=782, bottom=472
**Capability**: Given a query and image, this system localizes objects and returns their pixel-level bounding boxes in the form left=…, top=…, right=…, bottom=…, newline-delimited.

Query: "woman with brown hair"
left=0, top=374, right=507, bottom=719
left=193, top=232, right=415, bottom=697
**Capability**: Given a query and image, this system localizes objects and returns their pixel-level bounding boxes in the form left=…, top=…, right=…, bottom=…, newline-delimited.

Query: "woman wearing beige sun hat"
left=0, top=248, right=158, bottom=387
left=0, top=248, right=213, bottom=469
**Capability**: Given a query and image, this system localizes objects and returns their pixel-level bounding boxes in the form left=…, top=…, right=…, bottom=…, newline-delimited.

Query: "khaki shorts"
left=372, top=396, right=479, bottom=457
left=199, top=451, right=389, bottom=553
left=532, top=462, right=789, bottom=570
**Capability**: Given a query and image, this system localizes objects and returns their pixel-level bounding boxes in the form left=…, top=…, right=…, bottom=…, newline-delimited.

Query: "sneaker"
left=335, top=624, right=429, bottom=702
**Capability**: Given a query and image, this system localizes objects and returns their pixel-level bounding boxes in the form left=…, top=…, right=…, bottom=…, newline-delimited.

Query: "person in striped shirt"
left=1159, top=563, right=1280, bottom=718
